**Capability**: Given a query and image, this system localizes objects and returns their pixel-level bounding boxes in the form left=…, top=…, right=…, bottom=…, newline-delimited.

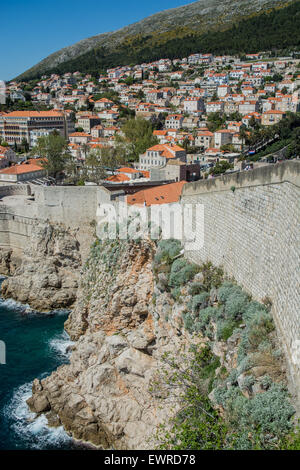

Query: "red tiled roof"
left=4, top=111, right=63, bottom=118
left=116, top=167, right=140, bottom=174
left=0, top=158, right=46, bottom=175
left=106, top=173, right=130, bottom=182
left=127, top=181, right=186, bottom=206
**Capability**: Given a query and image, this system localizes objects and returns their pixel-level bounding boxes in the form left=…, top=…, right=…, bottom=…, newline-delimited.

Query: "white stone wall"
left=181, top=162, right=300, bottom=406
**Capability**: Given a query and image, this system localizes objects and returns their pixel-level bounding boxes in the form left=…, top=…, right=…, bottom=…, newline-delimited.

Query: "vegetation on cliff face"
left=16, top=0, right=297, bottom=80
left=26, top=232, right=299, bottom=449
left=152, top=239, right=299, bottom=450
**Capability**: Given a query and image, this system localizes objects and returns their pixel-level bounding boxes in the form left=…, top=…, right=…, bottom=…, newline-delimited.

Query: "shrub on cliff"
left=169, top=258, right=200, bottom=288
left=224, top=290, right=249, bottom=320
left=216, top=318, right=240, bottom=342
left=191, top=292, right=210, bottom=312
left=238, top=309, right=275, bottom=361
left=199, top=262, right=224, bottom=291
left=154, top=239, right=181, bottom=265
left=154, top=345, right=229, bottom=450
left=188, top=282, right=205, bottom=296
left=213, top=382, right=295, bottom=449
left=218, top=282, right=242, bottom=303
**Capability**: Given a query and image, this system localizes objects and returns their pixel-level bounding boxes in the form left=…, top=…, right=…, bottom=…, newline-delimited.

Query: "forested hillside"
left=16, top=0, right=299, bottom=81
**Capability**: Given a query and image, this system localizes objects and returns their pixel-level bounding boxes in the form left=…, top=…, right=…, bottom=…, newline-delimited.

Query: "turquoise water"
left=0, top=281, right=80, bottom=450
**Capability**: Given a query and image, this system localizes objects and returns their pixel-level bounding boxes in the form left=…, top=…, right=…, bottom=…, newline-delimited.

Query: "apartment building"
left=261, top=110, right=287, bottom=126
left=77, top=115, right=102, bottom=133
left=195, top=131, right=214, bottom=149
left=183, top=97, right=204, bottom=114
left=165, top=114, right=184, bottom=130
left=0, top=111, right=74, bottom=145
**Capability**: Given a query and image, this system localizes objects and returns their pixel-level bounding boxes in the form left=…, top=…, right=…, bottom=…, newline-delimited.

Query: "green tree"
left=82, top=150, right=106, bottom=183
left=209, top=161, right=233, bottom=175
left=116, top=117, right=158, bottom=160
left=207, top=112, right=226, bottom=132
left=32, top=133, right=71, bottom=180
left=21, top=138, right=29, bottom=153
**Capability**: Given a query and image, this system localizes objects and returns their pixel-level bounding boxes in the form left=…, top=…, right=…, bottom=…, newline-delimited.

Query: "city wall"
left=0, top=185, right=99, bottom=257
left=182, top=161, right=300, bottom=406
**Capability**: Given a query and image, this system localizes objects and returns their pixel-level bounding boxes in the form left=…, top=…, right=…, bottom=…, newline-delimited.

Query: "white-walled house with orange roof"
left=69, top=132, right=92, bottom=145
left=138, top=144, right=186, bottom=170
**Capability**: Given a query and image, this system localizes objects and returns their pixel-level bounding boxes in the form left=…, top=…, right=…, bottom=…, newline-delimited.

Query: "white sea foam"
left=0, top=297, right=33, bottom=314
left=48, top=330, right=74, bottom=358
left=4, top=382, right=72, bottom=449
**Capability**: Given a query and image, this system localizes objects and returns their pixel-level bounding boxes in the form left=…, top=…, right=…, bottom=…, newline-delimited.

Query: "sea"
left=0, top=277, right=83, bottom=450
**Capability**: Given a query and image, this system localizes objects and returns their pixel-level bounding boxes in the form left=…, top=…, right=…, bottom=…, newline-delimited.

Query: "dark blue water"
left=0, top=281, right=80, bottom=450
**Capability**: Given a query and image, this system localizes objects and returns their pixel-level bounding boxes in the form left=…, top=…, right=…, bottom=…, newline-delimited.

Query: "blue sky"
left=1, top=0, right=196, bottom=81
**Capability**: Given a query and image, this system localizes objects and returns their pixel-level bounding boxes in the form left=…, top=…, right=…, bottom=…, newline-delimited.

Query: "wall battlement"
left=182, top=161, right=300, bottom=407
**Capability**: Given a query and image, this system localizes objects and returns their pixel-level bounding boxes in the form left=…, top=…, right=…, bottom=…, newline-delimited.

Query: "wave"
left=0, top=296, right=70, bottom=317
left=0, top=297, right=33, bottom=314
left=48, top=330, right=74, bottom=359
left=3, top=382, right=73, bottom=450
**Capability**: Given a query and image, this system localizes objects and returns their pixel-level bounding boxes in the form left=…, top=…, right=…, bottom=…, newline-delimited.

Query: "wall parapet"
left=182, top=160, right=300, bottom=197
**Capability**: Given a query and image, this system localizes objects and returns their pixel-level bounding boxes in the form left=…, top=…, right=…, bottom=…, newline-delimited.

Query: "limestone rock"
left=1, top=222, right=81, bottom=311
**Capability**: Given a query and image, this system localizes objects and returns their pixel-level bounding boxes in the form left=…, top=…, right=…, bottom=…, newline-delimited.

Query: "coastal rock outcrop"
left=0, top=249, right=13, bottom=276
left=27, top=237, right=295, bottom=450
left=27, top=238, right=181, bottom=448
left=1, top=222, right=81, bottom=311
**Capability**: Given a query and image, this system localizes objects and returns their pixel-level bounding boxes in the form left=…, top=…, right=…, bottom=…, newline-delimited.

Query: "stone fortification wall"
left=181, top=161, right=300, bottom=406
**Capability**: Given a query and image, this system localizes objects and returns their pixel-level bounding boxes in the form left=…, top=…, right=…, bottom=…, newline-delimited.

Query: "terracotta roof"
left=153, top=130, right=168, bottom=136
left=3, top=111, right=63, bottom=118
left=127, top=181, right=186, bottom=206
left=106, top=173, right=130, bottom=182
left=263, top=110, right=286, bottom=115
left=148, top=144, right=184, bottom=152
left=0, top=158, right=46, bottom=175
left=69, top=132, right=90, bottom=137
left=116, top=167, right=140, bottom=174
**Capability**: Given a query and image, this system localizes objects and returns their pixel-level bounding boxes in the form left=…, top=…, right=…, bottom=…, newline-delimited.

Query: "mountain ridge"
left=16, top=0, right=297, bottom=81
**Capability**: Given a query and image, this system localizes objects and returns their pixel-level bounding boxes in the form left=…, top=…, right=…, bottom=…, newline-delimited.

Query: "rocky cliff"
left=0, top=222, right=81, bottom=311
left=26, top=236, right=297, bottom=450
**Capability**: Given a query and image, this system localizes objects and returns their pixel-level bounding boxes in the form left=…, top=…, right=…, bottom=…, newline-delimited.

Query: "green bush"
left=243, top=301, right=268, bottom=323
left=216, top=319, right=240, bottom=342
left=188, top=282, right=205, bottom=296
left=244, top=310, right=275, bottom=353
left=199, top=262, right=224, bottom=291
left=191, top=292, right=210, bottom=312
left=169, top=259, right=199, bottom=287
left=214, top=383, right=295, bottom=449
left=240, top=375, right=255, bottom=392
left=224, top=291, right=249, bottom=320
left=194, top=308, right=211, bottom=330
left=154, top=239, right=181, bottom=265
left=171, top=287, right=182, bottom=302
left=182, top=313, right=194, bottom=332
left=218, top=282, right=242, bottom=303
left=239, top=383, right=295, bottom=436
left=260, top=375, right=273, bottom=390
